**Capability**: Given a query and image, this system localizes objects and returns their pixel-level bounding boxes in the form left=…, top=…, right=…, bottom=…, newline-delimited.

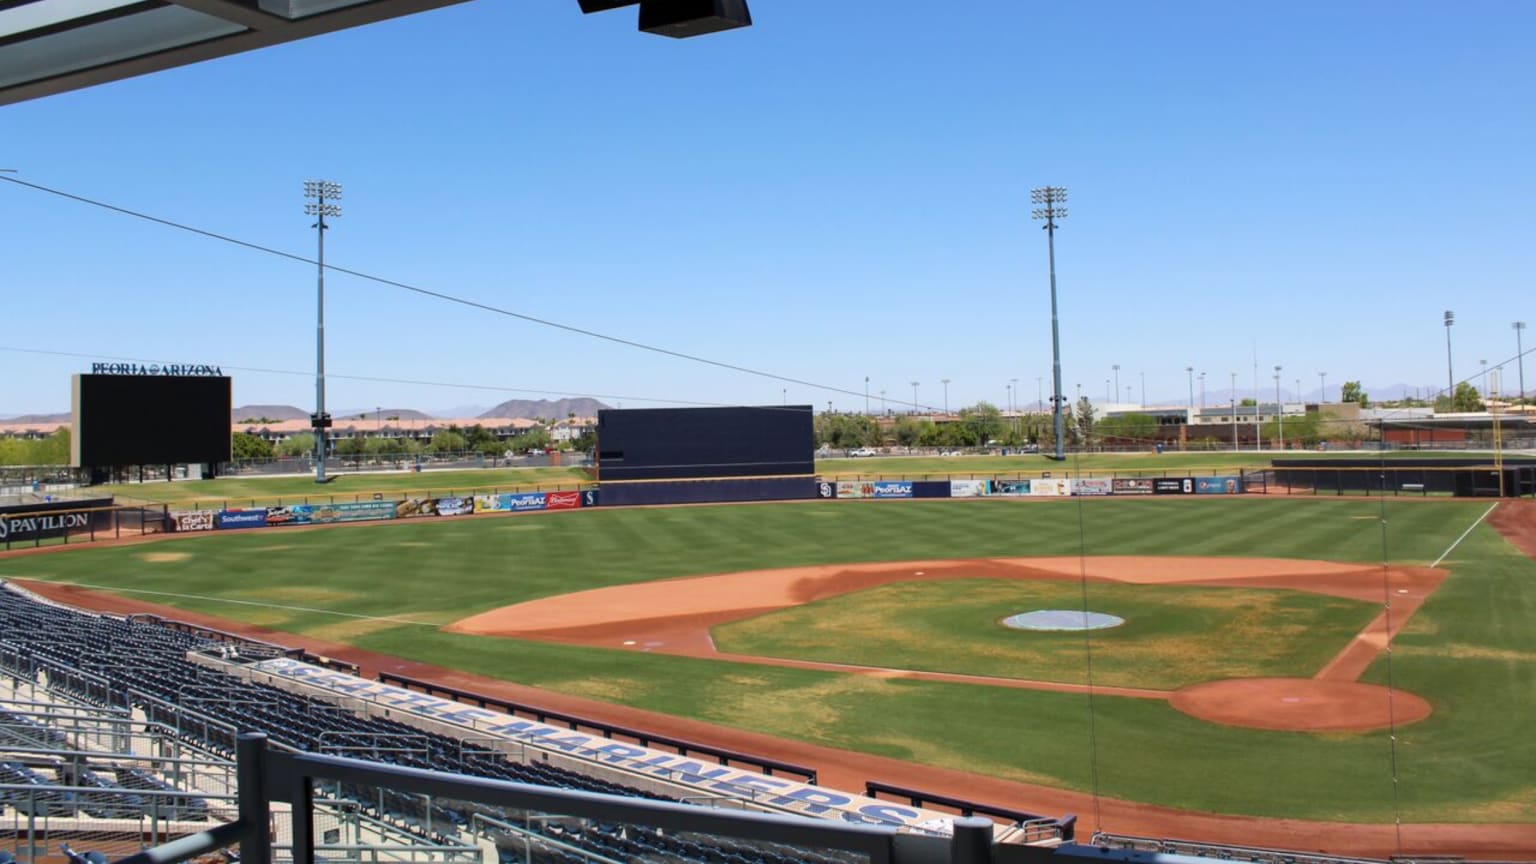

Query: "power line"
left=0, top=176, right=920, bottom=409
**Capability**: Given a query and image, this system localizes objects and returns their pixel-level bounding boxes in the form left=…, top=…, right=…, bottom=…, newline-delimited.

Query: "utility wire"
left=0, top=176, right=934, bottom=410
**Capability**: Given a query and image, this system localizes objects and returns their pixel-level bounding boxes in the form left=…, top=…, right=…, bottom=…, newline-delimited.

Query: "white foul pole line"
left=1432, top=502, right=1500, bottom=568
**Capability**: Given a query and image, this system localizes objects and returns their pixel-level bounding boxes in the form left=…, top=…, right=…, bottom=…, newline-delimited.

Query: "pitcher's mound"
left=1168, top=678, right=1431, bottom=732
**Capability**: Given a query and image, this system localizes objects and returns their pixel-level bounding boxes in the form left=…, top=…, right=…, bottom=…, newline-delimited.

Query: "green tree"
left=1261, top=413, right=1321, bottom=448
left=1096, top=412, right=1158, bottom=445
left=958, top=402, right=1004, bottom=446
left=1073, top=397, right=1096, bottom=446
left=334, top=435, right=367, bottom=456
left=891, top=416, right=923, bottom=446
left=231, top=432, right=273, bottom=460
left=429, top=430, right=468, bottom=454
left=1451, top=382, right=1485, bottom=412
left=1340, top=381, right=1368, bottom=406
left=277, top=432, right=315, bottom=458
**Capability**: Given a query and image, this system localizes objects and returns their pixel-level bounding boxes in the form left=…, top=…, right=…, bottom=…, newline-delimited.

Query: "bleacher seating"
left=0, top=584, right=860, bottom=864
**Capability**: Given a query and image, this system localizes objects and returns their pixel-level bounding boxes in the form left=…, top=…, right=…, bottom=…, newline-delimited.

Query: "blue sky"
left=3, top=0, right=1533, bottom=416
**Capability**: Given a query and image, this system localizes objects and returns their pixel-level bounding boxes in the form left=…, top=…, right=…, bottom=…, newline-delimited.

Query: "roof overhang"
left=0, top=0, right=750, bottom=107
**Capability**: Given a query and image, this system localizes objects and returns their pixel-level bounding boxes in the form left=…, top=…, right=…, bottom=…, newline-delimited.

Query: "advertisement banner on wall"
left=1030, top=478, right=1073, bottom=497
left=950, top=480, right=990, bottom=497
left=397, top=498, right=437, bottom=519
left=435, top=497, right=474, bottom=516
left=991, top=479, right=1031, bottom=496
left=216, top=509, right=268, bottom=530
left=581, top=489, right=600, bottom=507
left=1075, top=478, right=1114, bottom=496
left=170, top=510, right=216, bottom=532
left=1111, top=478, right=1155, bottom=495
left=816, top=481, right=836, bottom=499
left=0, top=508, right=97, bottom=543
left=1153, top=478, right=1195, bottom=495
left=501, top=492, right=549, bottom=512
left=474, top=495, right=507, bottom=514
left=871, top=481, right=913, bottom=499
left=1196, top=476, right=1244, bottom=495
left=265, top=505, right=311, bottom=526
left=837, top=482, right=873, bottom=499
left=310, top=501, right=397, bottom=524
left=545, top=491, right=581, bottom=511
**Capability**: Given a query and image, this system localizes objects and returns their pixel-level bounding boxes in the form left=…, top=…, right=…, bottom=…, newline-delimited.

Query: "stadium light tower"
left=1443, top=310, right=1455, bottom=395
left=1274, top=365, right=1283, bottom=449
left=942, top=378, right=951, bottom=414
left=1031, top=185, right=1068, bottom=459
left=1514, top=322, right=1527, bottom=401
left=304, top=180, right=341, bottom=483
left=910, top=381, right=920, bottom=411
left=1185, top=366, right=1194, bottom=409
left=1112, top=364, right=1120, bottom=403
left=1320, top=371, right=1328, bottom=404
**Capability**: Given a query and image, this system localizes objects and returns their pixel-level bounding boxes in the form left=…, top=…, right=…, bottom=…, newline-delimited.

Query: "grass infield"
left=713, top=579, right=1379, bottom=689
left=1, top=496, right=1530, bottom=823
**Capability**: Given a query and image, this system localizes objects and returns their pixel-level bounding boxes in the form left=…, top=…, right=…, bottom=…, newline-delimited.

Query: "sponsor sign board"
left=170, top=510, right=216, bottom=532
left=0, top=509, right=93, bottom=543
left=1111, top=478, right=1155, bottom=495
left=1075, top=478, right=1114, bottom=496
left=1196, top=476, right=1244, bottom=495
left=396, top=498, right=437, bottom=519
left=474, top=495, right=507, bottom=514
left=836, top=481, right=873, bottom=499
left=265, top=505, right=311, bottom=526
left=1030, top=478, right=1073, bottom=497
left=544, top=491, right=581, bottom=511
left=871, top=481, right=913, bottom=499
left=503, top=492, right=548, bottom=512
left=1153, top=478, right=1195, bottom=495
left=816, top=481, right=836, bottom=500
left=991, top=479, right=1031, bottom=497
left=435, top=497, right=474, bottom=517
left=309, top=501, right=397, bottom=524
left=581, top=489, right=600, bottom=507
left=949, top=480, right=990, bottom=497
left=216, top=509, right=269, bottom=530
left=250, top=656, right=950, bottom=831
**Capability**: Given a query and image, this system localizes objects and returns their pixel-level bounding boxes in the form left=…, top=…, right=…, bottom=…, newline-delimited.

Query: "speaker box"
left=638, top=0, right=751, bottom=38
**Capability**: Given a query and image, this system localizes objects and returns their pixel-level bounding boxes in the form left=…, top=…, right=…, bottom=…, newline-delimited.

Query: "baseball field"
left=3, top=488, right=1535, bottom=848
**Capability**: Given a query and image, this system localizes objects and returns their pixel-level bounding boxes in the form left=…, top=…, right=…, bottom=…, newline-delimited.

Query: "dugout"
left=1270, top=457, right=1536, bottom=498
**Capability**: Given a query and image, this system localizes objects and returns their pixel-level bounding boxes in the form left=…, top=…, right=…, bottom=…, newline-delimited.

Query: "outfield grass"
left=713, top=579, right=1379, bottom=689
left=95, top=466, right=591, bottom=509
left=1, top=496, right=1528, bottom=821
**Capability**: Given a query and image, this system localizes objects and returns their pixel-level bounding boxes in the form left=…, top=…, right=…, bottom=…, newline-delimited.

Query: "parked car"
left=848, top=447, right=879, bottom=457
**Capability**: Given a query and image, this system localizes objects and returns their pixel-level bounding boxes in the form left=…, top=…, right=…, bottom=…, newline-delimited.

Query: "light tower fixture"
left=303, top=179, right=342, bottom=484
left=1320, top=371, right=1328, bottom=404
left=1274, top=365, right=1283, bottom=449
left=1444, top=310, right=1455, bottom=395
left=1514, top=322, right=1527, bottom=401
left=942, top=378, right=951, bottom=415
left=1112, top=364, right=1120, bottom=404
left=910, top=381, right=920, bottom=411
left=1185, top=366, right=1194, bottom=410
left=1031, top=185, right=1068, bottom=459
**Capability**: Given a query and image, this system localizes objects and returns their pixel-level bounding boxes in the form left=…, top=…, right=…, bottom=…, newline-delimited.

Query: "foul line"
left=1431, top=502, right=1499, bottom=568
left=52, top=582, right=438, bottom=626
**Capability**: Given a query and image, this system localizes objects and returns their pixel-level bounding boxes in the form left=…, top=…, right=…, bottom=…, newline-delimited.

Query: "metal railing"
left=115, top=734, right=1006, bottom=864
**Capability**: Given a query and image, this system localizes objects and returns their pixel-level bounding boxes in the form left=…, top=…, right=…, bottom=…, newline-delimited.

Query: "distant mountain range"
left=0, top=412, right=71, bottom=424
left=231, top=405, right=310, bottom=422
left=479, top=398, right=609, bottom=420
left=211, top=399, right=610, bottom=424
